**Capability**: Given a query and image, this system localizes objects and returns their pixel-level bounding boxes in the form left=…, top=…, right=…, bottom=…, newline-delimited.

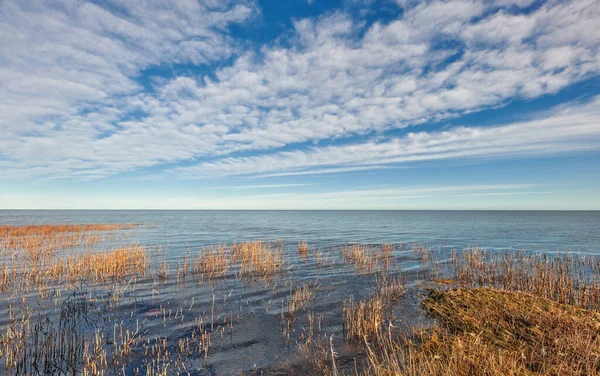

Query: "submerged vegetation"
left=1, top=224, right=600, bottom=375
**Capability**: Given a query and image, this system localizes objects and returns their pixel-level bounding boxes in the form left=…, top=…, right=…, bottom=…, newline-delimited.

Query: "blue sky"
left=1, top=0, right=600, bottom=209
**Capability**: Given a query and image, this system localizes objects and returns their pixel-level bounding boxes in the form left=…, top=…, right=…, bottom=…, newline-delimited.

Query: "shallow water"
left=1, top=210, right=599, bottom=375
left=2, top=210, right=599, bottom=253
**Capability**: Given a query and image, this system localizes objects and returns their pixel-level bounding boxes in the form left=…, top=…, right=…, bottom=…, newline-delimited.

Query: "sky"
left=1, top=0, right=600, bottom=210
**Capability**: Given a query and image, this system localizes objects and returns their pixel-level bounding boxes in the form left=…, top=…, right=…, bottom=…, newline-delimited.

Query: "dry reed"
left=365, top=288, right=600, bottom=375
left=47, top=245, right=148, bottom=282
left=361, top=248, right=600, bottom=375
left=231, top=240, right=284, bottom=279
left=194, top=245, right=229, bottom=280
left=298, top=241, right=309, bottom=257
left=343, top=273, right=405, bottom=345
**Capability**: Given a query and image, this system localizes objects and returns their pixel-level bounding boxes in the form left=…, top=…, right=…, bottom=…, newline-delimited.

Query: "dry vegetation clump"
left=281, top=282, right=320, bottom=343
left=376, top=273, right=406, bottom=302
left=343, top=245, right=377, bottom=273
left=343, top=295, right=388, bottom=344
left=194, top=245, right=230, bottom=280
left=183, top=241, right=286, bottom=282
left=0, top=224, right=136, bottom=238
left=231, top=240, right=284, bottom=279
left=423, top=288, right=600, bottom=372
left=0, top=224, right=140, bottom=292
left=412, top=245, right=434, bottom=265
left=298, top=241, right=309, bottom=257
left=365, top=326, right=525, bottom=376
left=1, top=297, right=93, bottom=375
left=299, top=311, right=324, bottom=350
left=343, top=274, right=405, bottom=345
left=0, top=291, right=146, bottom=376
left=378, top=244, right=393, bottom=270
left=296, top=330, right=337, bottom=376
left=1, top=224, right=136, bottom=258
left=354, top=249, right=600, bottom=376
left=451, top=249, right=600, bottom=310
left=365, top=288, right=600, bottom=376
left=287, top=282, right=318, bottom=316
left=47, top=245, right=148, bottom=283
left=343, top=244, right=395, bottom=273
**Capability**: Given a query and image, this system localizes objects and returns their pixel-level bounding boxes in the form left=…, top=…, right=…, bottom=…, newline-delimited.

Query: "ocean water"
left=2, top=210, right=600, bottom=374
left=2, top=210, right=599, bottom=253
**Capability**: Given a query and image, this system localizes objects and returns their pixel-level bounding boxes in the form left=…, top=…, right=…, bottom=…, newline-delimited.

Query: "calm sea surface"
left=2, top=210, right=599, bottom=253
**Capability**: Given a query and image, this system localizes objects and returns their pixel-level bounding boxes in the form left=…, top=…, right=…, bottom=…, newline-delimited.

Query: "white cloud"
left=175, top=95, right=600, bottom=178
left=231, top=183, right=314, bottom=189
left=0, top=0, right=255, bottom=155
left=0, top=183, right=558, bottom=209
left=1, top=0, right=599, bottom=181
left=266, top=184, right=538, bottom=201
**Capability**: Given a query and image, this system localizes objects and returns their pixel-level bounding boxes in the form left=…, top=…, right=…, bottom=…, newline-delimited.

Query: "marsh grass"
left=232, top=240, right=284, bottom=279
left=5, top=223, right=600, bottom=376
left=343, top=273, right=405, bottom=345
left=343, top=245, right=377, bottom=273
left=423, top=288, right=600, bottom=372
left=0, top=226, right=297, bottom=375
left=0, top=224, right=140, bottom=292
left=376, top=273, right=406, bottom=302
left=343, top=295, right=388, bottom=345
left=1, top=290, right=129, bottom=376
left=281, top=282, right=319, bottom=343
left=287, top=282, right=318, bottom=316
left=194, top=245, right=229, bottom=281
left=298, top=241, right=310, bottom=258
left=365, top=288, right=600, bottom=376
left=0, top=224, right=136, bottom=237
left=343, top=244, right=394, bottom=273
left=361, top=249, right=600, bottom=376
left=450, top=249, right=600, bottom=310
left=174, top=240, right=287, bottom=283
left=47, top=245, right=148, bottom=283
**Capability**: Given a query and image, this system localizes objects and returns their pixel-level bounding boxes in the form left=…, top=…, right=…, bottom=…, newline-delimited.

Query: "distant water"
left=2, top=210, right=599, bottom=254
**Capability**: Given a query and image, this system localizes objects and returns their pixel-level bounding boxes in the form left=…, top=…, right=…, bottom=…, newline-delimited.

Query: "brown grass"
left=0, top=224, right=136, bottom=238
left=343, top=244, right=395, bottom=273
left=423, top=288, right=600, bottom=373
left=0, top=291, right=146, bottom=376
left=343, top=273, right=405, bottom=345
left=343, top=295, right=388, bottom=344
left=343, top=245, right=377, bottom=273
left=379, top=244, right=393, bottom=270
left=5, top=228, right=600, bottom=376
left=287, top=282, right=318, bottom=315
left=1, top=224, right=136, bottom=259
left=47, top=245, right=148, bottom=282
left=232, top=240, right=284, bottom=279
left=451, top=249, right=600, bottom=310
left=376, top=273, right=406, bottom=302
left=298, top=241, right=309, bottom=257
left=194, top=245, right=230, bottom=280
left=0, top=223, right=140, bottom=292
left=365, top=288, right=600, bottom=375
left=281, top=282, right=319, bottom=343
left=360, top=248, right=600, bottom=376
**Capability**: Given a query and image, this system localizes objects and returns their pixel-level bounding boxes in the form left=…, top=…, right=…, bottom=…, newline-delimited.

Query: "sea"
left=2, top=210, right=599, bottom=254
